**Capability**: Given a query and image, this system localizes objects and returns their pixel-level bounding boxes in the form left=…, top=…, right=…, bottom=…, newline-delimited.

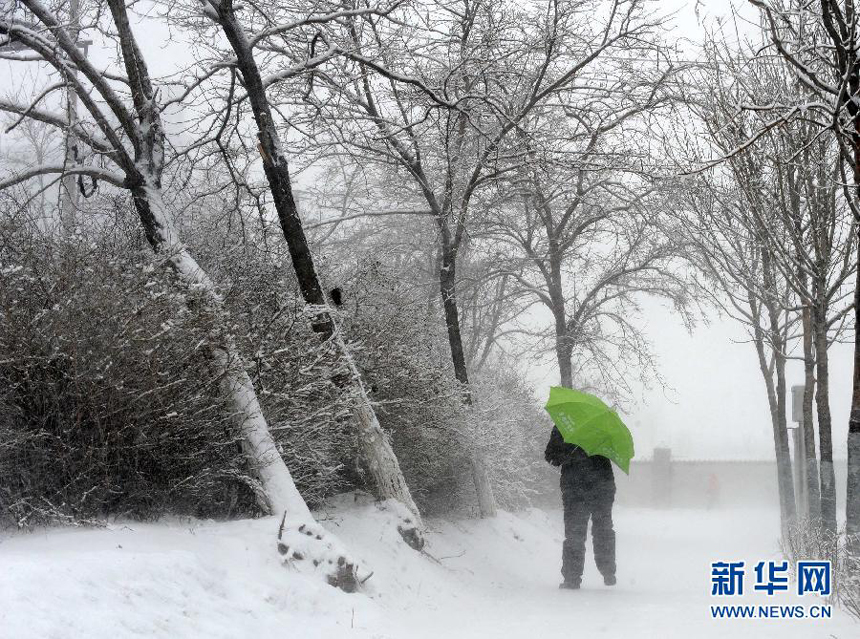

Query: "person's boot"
left=603, top=574, right=616, bottom=586
left=559, top=580, right=581, bottom=590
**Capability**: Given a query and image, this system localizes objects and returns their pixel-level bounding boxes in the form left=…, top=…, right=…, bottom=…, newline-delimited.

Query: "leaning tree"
left=0, top=0, right=413, bottom=588
left=276, top=0, right=674, bottom=516
left=183, top=0, right=422, bottom=523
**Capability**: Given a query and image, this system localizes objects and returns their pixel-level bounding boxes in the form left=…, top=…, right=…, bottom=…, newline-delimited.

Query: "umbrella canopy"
left=544, top=386, right=635, bottom=474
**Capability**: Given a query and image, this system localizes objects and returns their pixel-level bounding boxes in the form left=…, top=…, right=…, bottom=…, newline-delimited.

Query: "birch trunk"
left=469, top=454, right=497, bottom=517
left=131, top=185, right=311, bottom=519
left=333, top=332, right=421, bottom=520
left=97, top=0, right=316, bottom=522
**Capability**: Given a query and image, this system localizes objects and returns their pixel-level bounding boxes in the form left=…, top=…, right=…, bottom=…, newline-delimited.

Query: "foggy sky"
left=527, top=0, right=853, bottom=462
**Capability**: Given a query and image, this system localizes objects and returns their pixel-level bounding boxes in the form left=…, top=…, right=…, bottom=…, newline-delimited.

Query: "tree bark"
left=130, top=185, right=312, bottom=519
left=754, top=336, right=796, bottom=538
left=812, top=305, right=837, bottom=534
left=847, top=239, right=860, bottom=553
left=439, top=242, right=471, bottom=388
left=436, top=233, right=497, bottom=517
left=547, top=253, right=574, bottom=388
left=60, top=0, right=81, bottom=235
left=841, top=69, right=860, bottom=556
left=801, top=307, right=822, bottom=523
left=469, top=454, right=497, bottom=518
left=555, top=332, right=574, bottom=389
left=215, top=4, right=421, bottom=523
left=773, top=339, right=797, bottom=532
left=751, top=286, right=796, bottom=537
left=762, top=241, right=797, bottom=535
left=98, top=0, right=316, bottom=522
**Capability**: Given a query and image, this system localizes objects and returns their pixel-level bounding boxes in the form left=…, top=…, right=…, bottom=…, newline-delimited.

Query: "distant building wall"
left=616, top=458, right=848, bottom=509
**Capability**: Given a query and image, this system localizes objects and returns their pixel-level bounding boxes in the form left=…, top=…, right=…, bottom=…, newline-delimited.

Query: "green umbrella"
left=544, top=386, right=635, bottom=474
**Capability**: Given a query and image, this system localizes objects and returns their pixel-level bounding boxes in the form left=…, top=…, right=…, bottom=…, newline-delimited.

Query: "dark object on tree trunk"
left=330, top=287, right=343, bottom=307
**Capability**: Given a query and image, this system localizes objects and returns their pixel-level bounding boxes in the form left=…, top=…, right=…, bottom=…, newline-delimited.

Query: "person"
left=706, top=472, right=720, bottom=510
left=545, top=426, right=616, bottom=589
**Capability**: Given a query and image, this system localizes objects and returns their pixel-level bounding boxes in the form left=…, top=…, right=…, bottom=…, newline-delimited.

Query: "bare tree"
left=305, top=0, right=670, bottom=384
left=676, top=31, right=856, bottom=534
left=477, top=49, right=685, bottom=397
left=283, top=0, right=673, bottom=515
left=680, top=165, right=800, bottom=535
left=746, top=0, right=860, bottom=547
left=186, top=0, right=424, bottom=525
left=483, top=184, right=688, bottom=401
left=0, top=0, right=361, bottom=570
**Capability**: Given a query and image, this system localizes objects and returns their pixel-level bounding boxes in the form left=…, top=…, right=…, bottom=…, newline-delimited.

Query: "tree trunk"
left=130, top=185, right=311, bottom=519
left=60, top=0, right=81, bottom=235
left=216, top=7, right=421, bottom=523
left=437, top=235, right=497, bottom=517
left=439, top=242, right=471, bottom=388
left=554, top=309, right=573, bottom=388
left=548, top=256, right=573, bottom=388
left=840, top=98, right=860, bottom=556
left=97, top=0, right=315, bottom=523
left=801, top=306, right=822, bottom=523
left=556, top=335, right=573, bottom=389
left=773, top=338, right=798, bottom=533
left=469, top=454, right=497, bottom=518
left=552, top=305, right=573, bottom=389
left=847, top=239, right=860, bottom=554
left=761, top=245, right=797, bottom=535
left=334, top=331, right=421, bottom=520
left=751, top=292, right=796, bottom=537
left=812, top=306, right=837, bottom=534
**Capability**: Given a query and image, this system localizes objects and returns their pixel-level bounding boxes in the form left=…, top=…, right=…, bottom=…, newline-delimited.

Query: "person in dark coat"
left=545, top=425, right=616, bottom=589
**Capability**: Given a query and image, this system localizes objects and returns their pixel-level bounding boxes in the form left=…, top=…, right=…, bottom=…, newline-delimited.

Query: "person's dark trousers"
left=560, top=464, right=616, bottom=585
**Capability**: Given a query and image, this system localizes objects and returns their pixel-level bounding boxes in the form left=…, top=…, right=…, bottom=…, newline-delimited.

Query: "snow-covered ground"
left=0, top=497, right=853, bottom=638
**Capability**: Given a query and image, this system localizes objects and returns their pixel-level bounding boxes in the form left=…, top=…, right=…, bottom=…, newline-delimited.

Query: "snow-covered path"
left=0, top=501, right=854, bottom=638
left=364, top=506, right=852, bottom=639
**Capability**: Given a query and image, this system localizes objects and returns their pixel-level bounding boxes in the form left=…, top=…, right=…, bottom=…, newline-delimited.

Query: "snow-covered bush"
left=783, top=521, right=860, bottom=620
left=335, top=258, right=551, bottom=515
left=0, top=224, right=260, bottom=526
left=841, top=544, right=860, bottom=622
left=468, top=367, right=555, bottom=511
left=0, top=197, right=553, bottom=527
left=195, top=235, right=358, bottom=508
left=782, top=520, right=840, bottom=574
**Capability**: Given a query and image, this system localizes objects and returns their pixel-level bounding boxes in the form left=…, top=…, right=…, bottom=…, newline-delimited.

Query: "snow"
left=0, top=497, right=854, bottom=638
